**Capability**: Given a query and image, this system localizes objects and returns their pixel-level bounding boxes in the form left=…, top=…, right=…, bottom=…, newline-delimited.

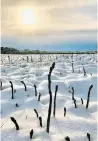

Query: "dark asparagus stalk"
left=86, top=85, right=93, bottom=108
left=10, top=117, right=19, bottom=130
left=39, top=116, right=42, bottom=127
left=20, top=81, right=27, bottom=91
left=64, top=107, right=66, bottom=117
left=53, top=85, right=58, bottom=117
left=0, top=82, right=2, bottom=90
left=87, top=133, right=90, bottom=141
left=30, top=129, right=34, bottom=139
left=46, top=62, right=55, bottom=133
left=65, top=136, right=70, bottom=141
left=73, top=99, right=77, bottom=108
left=9, top=81, right=14, bottom=99
left=71, top=87, right=74, bottom=100
left=81, top=98, right=84, bottom=104
left=34, top=84, right=37, bottom=96
left=38, top=93, right=41, bottom=101
left=72, top=62, right=74, bottom=73
left=34, top=109, right=38, bottom=118
left=81, top=63, right=87, bottom=76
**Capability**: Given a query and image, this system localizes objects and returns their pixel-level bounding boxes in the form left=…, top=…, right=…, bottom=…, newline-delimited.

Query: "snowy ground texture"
left=0, top=54, right=98, bottom=141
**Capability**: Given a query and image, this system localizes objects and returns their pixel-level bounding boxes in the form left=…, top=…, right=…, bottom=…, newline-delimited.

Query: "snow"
left=0, top=54, right=97, bottom=141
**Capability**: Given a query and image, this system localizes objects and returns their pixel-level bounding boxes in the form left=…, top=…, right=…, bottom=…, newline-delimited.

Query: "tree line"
left=1, top=47, right=97, bottom=54
left=1, top=47, right=20, bottom=54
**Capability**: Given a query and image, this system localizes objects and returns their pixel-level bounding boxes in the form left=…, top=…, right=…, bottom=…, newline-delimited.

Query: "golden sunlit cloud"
left=1, top=0, right=96, bottom=36
left=21, top=8, right=35, bottom=25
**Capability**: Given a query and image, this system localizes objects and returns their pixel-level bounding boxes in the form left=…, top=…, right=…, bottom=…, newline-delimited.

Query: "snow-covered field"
left=0, top=54, right=98, bottom=141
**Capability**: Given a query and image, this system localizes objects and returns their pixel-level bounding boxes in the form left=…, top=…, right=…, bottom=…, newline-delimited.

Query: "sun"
left=21, top=8, right=35, bottom=25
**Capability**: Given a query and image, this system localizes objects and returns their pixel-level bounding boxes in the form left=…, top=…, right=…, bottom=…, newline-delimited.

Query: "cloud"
left=1, top=0, right=96, bottom=7
left=1, top=0, right=96, bottom=51
left=1, top=0, right=96, bottom=35
left=2, top=29, right=96, bottom=46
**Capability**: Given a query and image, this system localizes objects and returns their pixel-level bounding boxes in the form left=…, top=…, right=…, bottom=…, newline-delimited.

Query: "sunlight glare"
left=21, top=8, right=35, bottom=25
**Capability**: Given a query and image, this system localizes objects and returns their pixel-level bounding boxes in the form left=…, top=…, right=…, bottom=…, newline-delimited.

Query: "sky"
left=1, top=0, right=97, bottom=51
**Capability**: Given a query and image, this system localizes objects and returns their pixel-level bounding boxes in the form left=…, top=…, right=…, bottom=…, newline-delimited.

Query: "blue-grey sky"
left=1, top=0, right=97, bottom=51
